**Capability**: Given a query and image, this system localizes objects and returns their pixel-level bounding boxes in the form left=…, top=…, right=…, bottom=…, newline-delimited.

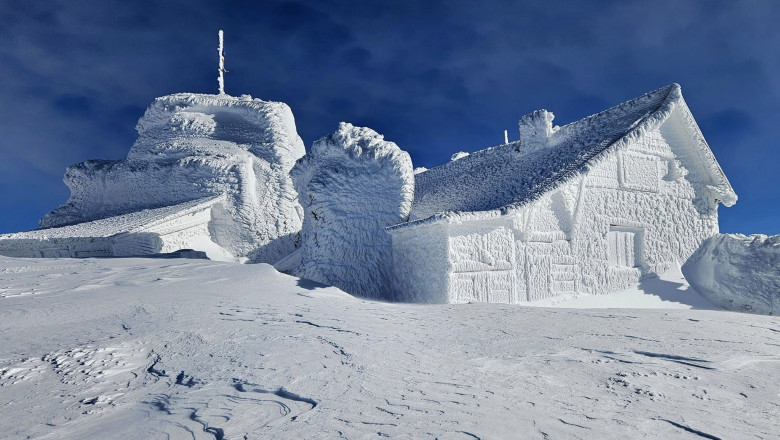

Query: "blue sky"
left=1, top=0, right=778, bottom=234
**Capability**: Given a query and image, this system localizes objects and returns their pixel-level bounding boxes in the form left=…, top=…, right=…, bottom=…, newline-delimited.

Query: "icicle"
left=504, top=130, right=509, bottom=144
left=218, top=30, right=225, bottom=95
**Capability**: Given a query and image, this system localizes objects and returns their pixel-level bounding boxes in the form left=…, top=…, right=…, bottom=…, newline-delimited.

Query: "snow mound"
left=289, top=122, right=414, bottom=300
left=682, top=233, right=780, bottom=314
left=40, top=93, right=305, bottom=263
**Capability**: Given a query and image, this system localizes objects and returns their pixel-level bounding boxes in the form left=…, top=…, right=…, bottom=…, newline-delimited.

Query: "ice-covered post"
left=504, top=129, right=509, bottom=144
left=218, top=30, right=225, bottom=95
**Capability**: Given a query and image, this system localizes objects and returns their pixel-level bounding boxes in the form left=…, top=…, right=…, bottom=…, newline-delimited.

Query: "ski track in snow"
left=0, top=256, right=778, bottom=439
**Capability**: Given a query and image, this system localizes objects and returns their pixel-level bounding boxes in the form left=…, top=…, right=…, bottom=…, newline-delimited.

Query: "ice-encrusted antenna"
left=218, top=30, right=226, bottom=95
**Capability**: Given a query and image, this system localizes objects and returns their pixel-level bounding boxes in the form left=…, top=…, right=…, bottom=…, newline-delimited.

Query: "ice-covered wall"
left=390, top=104, right=728, bottom=303
left=292, top=123, right=414, bottom=300
left=390, top=221, right=451, bottom=303
left=40, top=93, right=305, bottom=263
left=569, top=120, right=719, bottom=297
left=682, top=234, right=780, bottom=315
left=447, top=218, right=517, bottom=303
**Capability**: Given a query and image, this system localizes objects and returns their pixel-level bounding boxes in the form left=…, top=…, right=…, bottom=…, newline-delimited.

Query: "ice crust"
left=682, top=233, right=780, bottom=314
left=39, top=93, right=305, bottom=263
left=289, top=123, right=413, bottom=300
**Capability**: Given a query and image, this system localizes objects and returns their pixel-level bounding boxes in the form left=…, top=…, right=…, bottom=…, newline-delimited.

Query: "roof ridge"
left=557, top=83, right=678, bottom=134
left=405, top=84, right=691, bottom=226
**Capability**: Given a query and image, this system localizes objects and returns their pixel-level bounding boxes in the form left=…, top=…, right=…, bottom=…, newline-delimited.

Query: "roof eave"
left=671, top=92, right=738, bottom=207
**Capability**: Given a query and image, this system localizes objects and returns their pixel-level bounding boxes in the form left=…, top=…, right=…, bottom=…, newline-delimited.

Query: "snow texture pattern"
left=291, top=123, right=413, bottom=300
left=39, top=93, right=305, bottom=263
left=0, top=197, right=225, bottom=258
left=410, top=84, right=736, bottom=222
left=391, top=84, right=734, bottom=303
left=683, top=233, right=780, bottom=315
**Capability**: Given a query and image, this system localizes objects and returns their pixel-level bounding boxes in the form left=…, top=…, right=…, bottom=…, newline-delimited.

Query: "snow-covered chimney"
left=518, top=109, right=558, bottom=148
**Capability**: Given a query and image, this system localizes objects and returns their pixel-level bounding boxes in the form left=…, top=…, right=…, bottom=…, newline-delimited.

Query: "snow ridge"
left=290, top=122, right=414, bottom=300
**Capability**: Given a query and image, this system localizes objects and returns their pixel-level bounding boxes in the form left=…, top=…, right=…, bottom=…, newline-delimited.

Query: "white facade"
left=390, top=84, right=736, bottom=303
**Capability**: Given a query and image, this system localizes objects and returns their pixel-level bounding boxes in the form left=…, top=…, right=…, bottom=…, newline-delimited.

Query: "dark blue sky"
left=1, top=0, right=778, bottom=234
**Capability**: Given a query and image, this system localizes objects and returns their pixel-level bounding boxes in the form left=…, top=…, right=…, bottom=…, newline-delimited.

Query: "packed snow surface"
left=1, top=256, right=778, bottom=439
left=683, top=233, right=780, bottom=315
left=411, top=83, right=736, bottom=221
left=289, top=122, right=413, bottom=300
left=40, top=93, right=305, bottom=263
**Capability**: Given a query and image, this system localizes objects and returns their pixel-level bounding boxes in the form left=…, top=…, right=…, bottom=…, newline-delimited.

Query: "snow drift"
left=288, top=123, right=413, bottom=300
left=683, top=233, right=780, bottom=314
left=39, top=93, right=305, bottom=263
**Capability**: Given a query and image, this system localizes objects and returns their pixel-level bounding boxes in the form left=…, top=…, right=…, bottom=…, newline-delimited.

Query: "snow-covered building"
left=389, top=84, right=737, bottom=303
left=0, top=196, right=229, bottom=259
left=1, top=93, right=306, bottom=262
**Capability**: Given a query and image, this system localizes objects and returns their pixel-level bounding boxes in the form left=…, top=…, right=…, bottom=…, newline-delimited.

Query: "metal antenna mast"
left=218, top=30, right=226, bottom=94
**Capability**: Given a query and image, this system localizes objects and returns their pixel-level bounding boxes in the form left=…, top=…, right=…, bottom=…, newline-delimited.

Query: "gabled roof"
left=401, top=84, right=736, bottom=229
left=0, top=196, right=225, bottom=240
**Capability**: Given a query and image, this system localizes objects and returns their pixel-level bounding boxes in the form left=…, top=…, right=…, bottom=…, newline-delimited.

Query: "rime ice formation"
left=682, top=234, right=780, bottom=314
left=390, top=84, right=737, bottom=304
left=33, top=93, right=305, bottom=262
left=0, top=197, right=233, bottom=260
left=286, top=122, right=413, bottom=300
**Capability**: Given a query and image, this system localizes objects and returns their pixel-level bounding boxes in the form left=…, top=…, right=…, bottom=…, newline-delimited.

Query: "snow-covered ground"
left=1, top=256, right=778, bottom=439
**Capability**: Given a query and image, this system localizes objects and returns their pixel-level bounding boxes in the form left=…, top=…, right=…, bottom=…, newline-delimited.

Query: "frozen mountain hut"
left=3, top=93, right=306, bottom=262
left=283, top=123, right=414, bottom=300
left=389, top=84, right=737, bottom=303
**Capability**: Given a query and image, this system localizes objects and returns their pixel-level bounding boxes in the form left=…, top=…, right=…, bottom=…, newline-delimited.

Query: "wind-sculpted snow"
left=1, top=256, right=779, bottom=439
left=40, top=93, right=305, bottom=263
left=0, top=197, right=229, bottom=259
left=683, top=233, right=780, bottom=314
left=289, top=123, right=413, bottom=300
left=412, top=84, right=736, bottom=220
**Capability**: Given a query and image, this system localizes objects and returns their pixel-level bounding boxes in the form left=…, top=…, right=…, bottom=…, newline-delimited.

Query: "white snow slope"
left=1, top=256, right=778, bottom=439
left=290, top=123, right=414, bottom=300
left=40, top=93, right=305, bottom=263
left=683, top=233, right=780, bottom=315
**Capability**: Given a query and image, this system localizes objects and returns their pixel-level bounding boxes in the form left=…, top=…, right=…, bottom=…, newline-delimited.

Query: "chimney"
left=518, top=109, right=558, bottom=148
